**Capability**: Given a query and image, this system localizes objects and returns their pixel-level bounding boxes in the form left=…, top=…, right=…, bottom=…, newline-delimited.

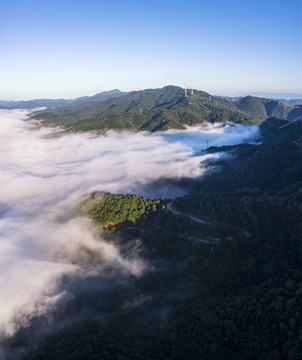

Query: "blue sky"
left=1, top=0, right=301, bottom=100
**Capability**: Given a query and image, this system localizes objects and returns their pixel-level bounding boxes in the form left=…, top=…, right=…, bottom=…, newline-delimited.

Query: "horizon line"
left=1, top=85, right=302, bottom=102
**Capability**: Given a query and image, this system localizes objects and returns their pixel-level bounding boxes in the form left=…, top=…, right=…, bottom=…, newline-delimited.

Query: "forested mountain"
left=4, top=87, right=302, bottom=359
left=3, top=88, right=302, bottom=131
left=0, top=90, right=125, bottom=109
left=18, top=116, right=302, bottom=360
left=71, top=89, right=125, bottom=104
left=31, top=86, right=261, bottom=132
left=234, top=95, right=302, bottom=120
left=5, top=86, right=302, bottom=133
left=195, top=117, right=302, bottom=192
left=260, top=117, right=302, bottom=142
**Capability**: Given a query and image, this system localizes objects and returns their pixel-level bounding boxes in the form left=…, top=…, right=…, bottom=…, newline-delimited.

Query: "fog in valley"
left=0, top=109, right=260, bottom=357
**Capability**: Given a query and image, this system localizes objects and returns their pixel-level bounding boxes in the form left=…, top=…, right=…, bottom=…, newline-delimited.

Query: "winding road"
left=166, top=201, right=210, bottom=225
left=120, top=201, right=251, bottom=244
left=122, top=203, right=212, bottom=244
left=166, top=201, right=251, bottom=240
left=166, top=201, right=213, bottom=243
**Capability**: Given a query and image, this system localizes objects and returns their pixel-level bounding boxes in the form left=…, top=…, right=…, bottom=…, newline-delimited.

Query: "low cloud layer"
left=0, top=109, right=260, bottom=341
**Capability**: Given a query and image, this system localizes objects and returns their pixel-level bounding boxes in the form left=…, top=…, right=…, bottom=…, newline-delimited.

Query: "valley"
left=1, top=100, right=302, bottom=360
left=2, top=0, right=302, bottom=358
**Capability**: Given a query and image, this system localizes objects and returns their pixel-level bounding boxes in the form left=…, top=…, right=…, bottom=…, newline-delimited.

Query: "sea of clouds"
left=0, top=109, right=260, bottom=343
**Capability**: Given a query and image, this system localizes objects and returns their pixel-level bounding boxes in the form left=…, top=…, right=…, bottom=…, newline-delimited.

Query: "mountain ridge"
left=31, top=85, right=261, bottom=132
left=234, top=95, right=302, bottom=120
left=4, top=86, right=302, bottom=132
left=0, top=89, right=126, bottom=109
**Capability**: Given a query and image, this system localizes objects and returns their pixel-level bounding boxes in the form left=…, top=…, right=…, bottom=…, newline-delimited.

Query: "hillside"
left=260, top=117, right=302, bottom=142
left=81, top=192, right=165, bottom=227
left=191, top=117, right=302, bottom=193
left=235, top=95, right=302, bottom=120
left=32, top=86, right=261, bottom=132
left=20, top=116, right=302, bottom=360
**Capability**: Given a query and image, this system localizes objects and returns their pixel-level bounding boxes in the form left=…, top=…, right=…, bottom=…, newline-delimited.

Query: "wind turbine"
left=182, top=80, right=187, bottom=97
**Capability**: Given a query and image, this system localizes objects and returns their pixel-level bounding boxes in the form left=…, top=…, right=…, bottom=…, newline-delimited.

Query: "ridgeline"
left=31, top=86, right=261, bottom=132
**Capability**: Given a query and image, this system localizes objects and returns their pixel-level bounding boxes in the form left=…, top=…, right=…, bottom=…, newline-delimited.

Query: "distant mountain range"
left=248, top=92, right=302, bottom=100
left=218, top=95, right=302, bottom=106
left=30, top=86, right=261, bottom=132
left=2, top=86, right=302, bottom=132
left=275, top=98, right=302, bottom=106
left=0, top=89, right=126, bottom=109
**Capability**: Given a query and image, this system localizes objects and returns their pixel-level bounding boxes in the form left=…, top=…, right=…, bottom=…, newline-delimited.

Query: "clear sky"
left=1, top=0, right=301, bottom=100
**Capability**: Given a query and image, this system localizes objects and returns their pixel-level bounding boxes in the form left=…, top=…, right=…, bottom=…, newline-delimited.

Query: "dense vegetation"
left=3, top=87, right=302, bottom=132
left=21, top=188, right=302, bottom=360
left=8, top=116, right=302, bottom=359
left=194, top=118, right=302, bottom=193
left=82, top=192, right=166, bottom=227
left=31, top=86, right=261, bottom=132
left=234, top=96, right=302, bottom=121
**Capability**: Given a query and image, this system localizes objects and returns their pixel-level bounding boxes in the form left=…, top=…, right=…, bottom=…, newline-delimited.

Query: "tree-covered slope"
left=22, top=173, right=302, bottom=360
left=190, top=117, right=302, bottom=193
left=235, top=95, right=302, bottom=121
left=32, top=86, right=261, bottom=132
left=12, top=116, right=302, bottom=360
left=260, top=117, right=302, bottom=142
left=235, top=95, right=268, bottom=117
left=81, top=192, right=165, bottom=227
